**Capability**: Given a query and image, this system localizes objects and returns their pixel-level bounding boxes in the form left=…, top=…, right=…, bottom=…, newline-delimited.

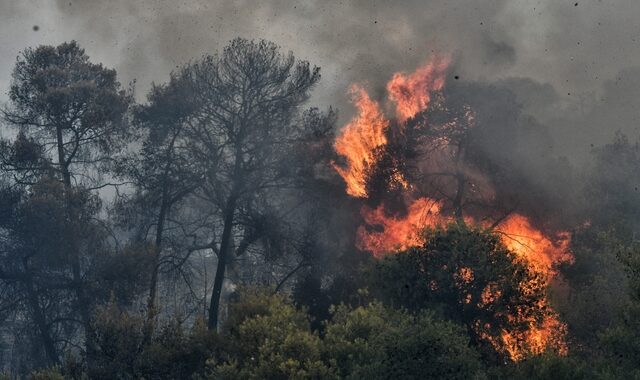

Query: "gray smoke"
left=1, top=0, right=640, bottom=161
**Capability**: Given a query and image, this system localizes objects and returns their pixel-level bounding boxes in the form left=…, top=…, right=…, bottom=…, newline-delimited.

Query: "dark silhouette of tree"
left=2, top=41, right=131, bottom=189
left=0, top=40, right=131, bottom=365
left=0, top=177, right=103, bottom=366
left=115, top=72, right=204, bottom=341
left=161, top=38, right=321, bottom=330
left=385, top=83, right=567, bottom=227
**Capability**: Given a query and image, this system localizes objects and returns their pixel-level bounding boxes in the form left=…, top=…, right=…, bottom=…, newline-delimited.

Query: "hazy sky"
left=1, top=0, right=640, bottom=157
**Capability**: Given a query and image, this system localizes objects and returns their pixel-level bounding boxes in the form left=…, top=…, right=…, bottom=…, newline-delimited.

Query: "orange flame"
left=357, top=199, right=572, bottom=271
left=333, top=55, right=572, bottom=361
left=333, top=85, right=389, bottom=197
left=355, top=197, right=572, bottom=361
left=356, top=198, right=445, bottom=257
left=499, top=309, right=569, bottom=362
left=387, top=56, right=450, bottom=121
left=496, top=214, right=573, bottom=276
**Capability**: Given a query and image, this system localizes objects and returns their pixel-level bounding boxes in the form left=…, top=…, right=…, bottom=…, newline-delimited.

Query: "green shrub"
left=323, top=302, right=485, bottom=380
left=203, top=287, right=334, bottom=380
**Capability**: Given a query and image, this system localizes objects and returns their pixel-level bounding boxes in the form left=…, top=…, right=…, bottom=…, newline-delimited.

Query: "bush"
left=90, top=303, right=220, bottom=379
left=203, top=287, right=334, bottom=379
left=368, top=223, right=565, bottom=361
left=323, top=302, right=485, bottom=380
left=492, top=353, right=591, bottom=380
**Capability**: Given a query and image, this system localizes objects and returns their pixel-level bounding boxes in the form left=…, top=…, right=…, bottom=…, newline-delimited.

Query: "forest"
left=0, top=36, right=639, bottom=379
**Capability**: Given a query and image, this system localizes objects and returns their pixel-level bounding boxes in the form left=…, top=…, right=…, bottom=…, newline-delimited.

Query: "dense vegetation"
left=0, top=38, right=639, bottom=379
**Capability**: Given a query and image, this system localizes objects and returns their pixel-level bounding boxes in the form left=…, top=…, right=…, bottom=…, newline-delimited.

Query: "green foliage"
left=89, top=303, right=220, bottom=379
left=595, top=241, right=640, bottom=378
left=203, top=288, right=484, bottom=379
left=6, top=40, right=132, bottom=174
left=323, top=302, right=485, bottom=380
left=137, top=319, right=222, bottom=380
left=205, top=288, right=333, bottom=380
left=492, top=353, right=590, bottom=380
left=89, top=303, right=145, bottom=378
left=558, top=226, right=628, bottom=346
left=368, top=223, right=557, bottom=361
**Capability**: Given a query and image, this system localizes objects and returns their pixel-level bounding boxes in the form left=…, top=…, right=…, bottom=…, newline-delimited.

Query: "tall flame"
left=333, top=85, right=389, bottom=197
left=496, top=214, right=573, bottom=276
left=387, top=56, right=450, bottom=121
left=332, top=55, right=573, bottom=362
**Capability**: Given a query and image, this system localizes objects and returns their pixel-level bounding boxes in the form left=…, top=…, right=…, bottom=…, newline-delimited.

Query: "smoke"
left=1, top=1, right=640, bottom=187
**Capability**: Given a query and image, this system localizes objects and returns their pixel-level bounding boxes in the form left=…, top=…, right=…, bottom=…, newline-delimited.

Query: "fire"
left=333, top=57, right=449, bottom=197
left=355, top=198, right=571, bottom=361
left=356, top=198, right=445, bottom=257
left=479, top=282, right=501, bottom=307
left=499, top=308, right=569, bottom=362
left=356, top=199, right=572, bottom=273
left=476, top=314, right=568, bottom=363
left=333, top=85, right=390, bottom=197
left=332, top=55, right=573, bottom=362
left=496, top=214, right=573, bottom=276
left=387, top=56, right=449, bottom=121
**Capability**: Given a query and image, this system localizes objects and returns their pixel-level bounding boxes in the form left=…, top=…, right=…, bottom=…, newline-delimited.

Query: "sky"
left=1, top=0, right=640, bottom=159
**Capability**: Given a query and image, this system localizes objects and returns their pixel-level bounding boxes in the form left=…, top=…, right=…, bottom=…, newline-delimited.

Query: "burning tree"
left=331, top=56, right=572, bottom=361
left=370, top=223, right=567, bottom=362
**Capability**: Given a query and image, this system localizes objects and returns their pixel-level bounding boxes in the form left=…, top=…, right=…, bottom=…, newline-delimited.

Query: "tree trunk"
left=207, top=199, right=236, bottom=330
left=144, top=129, right=180, bottom=341
left=452, top=171, right=465, bottom=222
left=207, top=140, right=244, bottom=331
left=452, top=140, right=466, bottom=223
left=55, top=125, right=71, bottom=187
left=24, top=275, right=58, bottom=366
left=143, top=193, right=168, bottom=343
left=55, top=124, right=96, bottom=363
